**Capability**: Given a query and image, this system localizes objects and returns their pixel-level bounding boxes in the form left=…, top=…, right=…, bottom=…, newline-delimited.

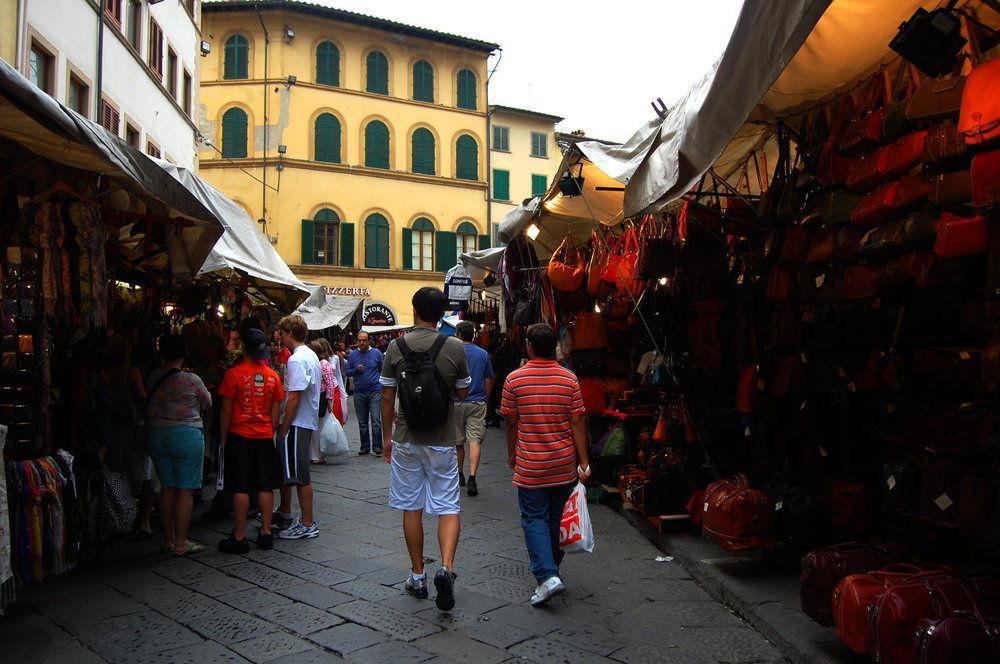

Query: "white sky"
left=292, top=0, right=746, bottom=143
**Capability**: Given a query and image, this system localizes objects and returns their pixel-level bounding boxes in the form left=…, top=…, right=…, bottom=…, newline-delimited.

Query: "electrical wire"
left=200, top=135, right=279, bottom=193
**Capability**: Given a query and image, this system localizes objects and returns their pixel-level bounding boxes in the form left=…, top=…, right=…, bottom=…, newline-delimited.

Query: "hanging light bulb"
left=526, top=223, right=541, bottom=241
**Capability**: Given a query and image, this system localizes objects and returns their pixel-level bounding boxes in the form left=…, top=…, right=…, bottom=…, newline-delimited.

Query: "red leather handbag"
left=847, top=149, right=892, bottom=191
left=840, top=72, right=892, bottom=155
left=929, top=169, right=973, bottom=205
left=882, top=129, right=929, bottom=176
left=780, top=226, right=810, bottom=263
left=850, top=174, right=930, bottom=226
left=570, top=312, right=608, bottom=350
left=871, top=575, right=972, bottom=662
left=587, top=231, right=612, bottom=297
left=916, top=612, right=1000, bottom=664
left=800, top=543, right=902, bottom=627
left=934, top=212, right=989, bottom=258
left=702, top=474, right=777, bottom=552
left=923, top=123, right=968, bottom=162
left=960, top=56, right=1000, bottom=145
left=804, top=229, right=836, bottom=264
left=844, top=265, right=878, bottom=300
left=548, top=235, right=585, bottom=293
left=974, top=148, right=1000, bottom=208
left=579, top=378, right=606, bottom=414
left=819, top=97, right=858, bottom=186
left=615, top=224, right=646, bottom=297
left=600, top=235, right=622, bottom=284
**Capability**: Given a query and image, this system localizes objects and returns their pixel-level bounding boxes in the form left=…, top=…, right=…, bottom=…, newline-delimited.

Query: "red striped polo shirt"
left=500, top=360, right=585, bottom=488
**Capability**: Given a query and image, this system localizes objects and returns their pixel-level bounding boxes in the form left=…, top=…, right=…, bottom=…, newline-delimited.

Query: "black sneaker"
left=257, top=530, right=273, bottom=550
left=467, top=476, right=478, bottom=497
left=405, top=574, right=428, bottom=599
left=434, top=566, right=457, bottom=612
left=359, top=449, right=370, bottom=456
left=218, top=534, right=249, bottom=554
left=458, top=472, right=466, bottom=487
left=373, top=447, right=383, bottom=455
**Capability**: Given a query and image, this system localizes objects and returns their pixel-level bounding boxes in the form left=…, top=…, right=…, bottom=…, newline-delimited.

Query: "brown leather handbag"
left=906, top=75, right=966, bottom=125
left=928, top=169, right=972, bottom=205
left=923, top=123, right=968, bottom=162
left=800, top=543, right=902, bottom=626
left=702, top=474, right=777, bottom=552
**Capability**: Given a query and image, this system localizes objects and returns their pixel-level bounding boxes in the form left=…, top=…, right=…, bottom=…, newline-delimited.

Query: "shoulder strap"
left=147, top=368, right=181, bottom=404
left=396, top=336, right=411, bottom=359
left=428, top=334, right=448, bottom=361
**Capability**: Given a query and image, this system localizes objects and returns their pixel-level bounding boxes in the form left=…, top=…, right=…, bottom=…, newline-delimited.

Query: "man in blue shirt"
left=453, top=321, right=494, bottom=497
left=347, top=332, right=384, bottom=455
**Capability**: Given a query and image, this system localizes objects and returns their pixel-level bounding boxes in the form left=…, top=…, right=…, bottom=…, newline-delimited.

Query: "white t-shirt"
left=286, top=344, right=322, bottom=430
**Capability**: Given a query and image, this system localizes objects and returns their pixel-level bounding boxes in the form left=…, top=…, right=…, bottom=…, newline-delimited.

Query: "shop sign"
left=324, top=286, right=371, bottom=297
left=363, top=304, right=396, bottom=326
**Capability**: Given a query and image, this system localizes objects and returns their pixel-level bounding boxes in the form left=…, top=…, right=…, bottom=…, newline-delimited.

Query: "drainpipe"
left=485, top=48, right=502, bottom=242
left=95, top=3, right=104, bottom=121
left=15, top=0, right=27, bottom=70
left=255, top=2, right=269, bottom=234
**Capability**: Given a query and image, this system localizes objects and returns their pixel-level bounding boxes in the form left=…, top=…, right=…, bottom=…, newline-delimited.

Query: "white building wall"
left=20, top=0, right=201, bottom=168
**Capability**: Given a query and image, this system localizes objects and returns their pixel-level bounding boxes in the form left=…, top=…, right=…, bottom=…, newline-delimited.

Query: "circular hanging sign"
left=363, top=303, right=396, bottom=326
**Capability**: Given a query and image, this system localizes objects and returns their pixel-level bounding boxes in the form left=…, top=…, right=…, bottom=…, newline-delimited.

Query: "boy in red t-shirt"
left=217, top=329, right=286, bottom=552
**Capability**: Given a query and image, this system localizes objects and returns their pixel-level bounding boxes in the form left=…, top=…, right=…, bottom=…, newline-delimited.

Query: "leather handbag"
left=615, top=225, right=645, bottom=297
left=600, top=235, right=622, bottom=284
left=547, top=235, right=585, bottom=293
left=834, top=226, right=864, bottom=258
left=819, top=97, right=858, bottom=186
left=702, top=474, right=777, bottom=552
left=882, top=129, right=929, bottom=176
left=840, top=72, right=891, bottom=155
left=906, top=74, right=966, bottom=125
left=960, top=55, right=1000, bottom=145
left=972, top=150, right=1000, bottom=208
left=780, top=226, right=810, bottom=263
left=821, top=190, right=864, bottom=225
left=735, top=364, right=756, bottom=414
left=916, top=612, right=1000, bottom=664
left=850, top=174, right=931, bottom=226
left=847, top=150, right=892, bottom=191
left=570, top=312, right=608, bottom=350
left=903, top=208, right=941, bottom=243
left=928, top=169, right=973, bottom=205
left=924, top=122, right=968, bottom=162
left=587, top=231, right=612, bottom=297
left=870, top=574, right=974, bottom=662
left=859, top=219, right=904, bottom=255
left=844, top=265, right=878, bottom=300
left=800, top=543, right=902, bottom=627
left=934, top=212, right=989, bottom=258
left=804, top=229, right=836, bottom=264
left=579, top=377, right=606, bottom=414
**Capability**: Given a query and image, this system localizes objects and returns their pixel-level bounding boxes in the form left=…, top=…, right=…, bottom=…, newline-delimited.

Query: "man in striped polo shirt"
left=501, top=323, right=591, bottom=606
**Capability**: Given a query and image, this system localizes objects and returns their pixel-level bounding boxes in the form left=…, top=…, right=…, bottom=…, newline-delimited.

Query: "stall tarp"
left=459, top=246, right=504, bottom=285
left=295, top=293, right=365, bottom=331
left=156, top=160, right=311, bottom=309
left=0, top=59, right=222, bottom=272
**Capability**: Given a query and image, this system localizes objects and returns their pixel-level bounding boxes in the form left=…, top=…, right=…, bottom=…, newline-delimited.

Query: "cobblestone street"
left=1, top=417, right=786, bottom=664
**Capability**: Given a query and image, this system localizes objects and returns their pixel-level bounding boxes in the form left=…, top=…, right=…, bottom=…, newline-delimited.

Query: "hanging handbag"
left=972, top=149, right=1000, bottom=208
left=923, top=122, right=968, bottom=162
left=547, top=235, right=585, bottom=293
left=840, top=71, right=892, bottom=155
left=804, top=229, right=836, bottom=264
left=735, top=364, right=756, bottom=414
left=615, top=224, right=645, bottom=297
left=934, top=212, right=989, bottom=257
left=766, top=266, right=792, bottom=302
left=779, top=226, right=810, bottom=263
left=850, top=174, right=930, bottom=226
left=847, top=150, right=892, bottom=191
left=636, top=216, right=674, bottom=279
left=959, top=22, right=1000, bottom=146
left=881, top=129, right=929, bottom=176
left=579, top=377, right=606, bottom=414
left=902, top=208, right=941, bottom=243
left=586, top=230, right=608, bottom=296
left=819, top=96, right=858, bottom=186
left=906, top=74, right=966, bottom=125
left=821, top=190, right=864, bottom=225
left=600, top=234, right=622, bottom=284
left=859, top=219, right=904, bottom=254
left=882, top=63, right=918, bottom=141
left=928, top=169, right=973, bottom=205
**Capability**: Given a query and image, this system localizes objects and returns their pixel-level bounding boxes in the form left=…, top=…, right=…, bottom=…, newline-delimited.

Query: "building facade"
left=198, top=1, right=497, bottom=325
left=10, top=0, right=202, bottom=167
left=489, top=105, right=563, bottom=243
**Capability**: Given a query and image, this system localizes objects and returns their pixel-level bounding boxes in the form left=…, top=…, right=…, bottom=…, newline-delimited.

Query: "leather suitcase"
left=702, top=474, right=777, bottom=552
left=916, top=614, right=1000, bottom=664
left=800, top=543, right=901, bottom=626
left=870, top=575, right=974, bottom=662
left=960, top=57, right=1000, bottom=145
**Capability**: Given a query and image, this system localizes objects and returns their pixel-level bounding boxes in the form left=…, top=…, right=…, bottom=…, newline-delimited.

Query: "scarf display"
left=4, top=454, right=74, bottom=585
left=69, top=202, right=108, bottom=328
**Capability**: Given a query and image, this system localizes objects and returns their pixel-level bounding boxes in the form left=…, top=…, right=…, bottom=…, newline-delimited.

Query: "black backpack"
left=396, top=335, right=451, bottom=431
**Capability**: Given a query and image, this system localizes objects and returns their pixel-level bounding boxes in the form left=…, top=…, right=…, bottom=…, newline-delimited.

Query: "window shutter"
left=435, top=231, right=456, bottom=272
left=367, top=51, right=388, bottom=94
left=315, top=113, right=341, bottom=163
left=413, top=60, right=433, bottom=102
left=316, top=42, right=339, bottom=86
left=401, top=227, right=413, bottom=270
left=456, top=136, right=478, bottom=180
left=339, top=222, right=354, bottom=267
left=222, top=108, right=247, bottom=158
left=301, top=220, right=315, bottom=264
left=478, top=234, right=491, bottom=250
left=456, top=69, right=476, bottom=110
left=379, top=224, right=389, bottom=268
left=365, top=121, right=389, bottom=169
left=493, top=169, right=509, bottom=200
left=532, top=174, right=548, bottom=197
left=224, top=35, right=247, bottom=80
left=412, top=128, right=434, bottom=175
left=365, top=215, right=389, bottom=268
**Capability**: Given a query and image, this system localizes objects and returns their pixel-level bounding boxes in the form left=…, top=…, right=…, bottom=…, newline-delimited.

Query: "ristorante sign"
left=363, top=304, right=396, bottom=326
left=324, top=286, right=371, bottom=297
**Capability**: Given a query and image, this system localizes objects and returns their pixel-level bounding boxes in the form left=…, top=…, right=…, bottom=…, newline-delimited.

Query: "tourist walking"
left=308, top=340, right=345, bottom=463
left=321, top=338, right=349, bottom=425
left=347, top=331, right=383, bottom=455
left=146, top=334, right=213, bottom=556
left=216, top=329, right=285, bottom=553
left=453, top=321, right=494, bottom=497
left=500, top=323, right=591, bottom=606
left=273, top=315, right=322, bottom=540
left=380, top=287, right=470, bottom=611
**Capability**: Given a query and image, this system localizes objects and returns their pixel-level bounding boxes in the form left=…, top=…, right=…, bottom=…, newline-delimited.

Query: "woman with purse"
left=308, top=340, right=346, bottom=464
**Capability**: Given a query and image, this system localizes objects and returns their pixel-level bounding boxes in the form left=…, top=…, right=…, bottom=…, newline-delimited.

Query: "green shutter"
left=365, top=214, right=389, bottom=268
left=301, top=220, right=315, bottom=264
left=366, top=51, right=388, bottom=94
left=224, top=35, right=248, bottom=80
left=456, top=69, right=476, bottom=110
left=316, top=41, right=339, bottom=86
left=379, top=224, right=389, bottom=268
left=315, top=113, right=341, bottom=163
left=222, top=108, right=247, bottom=158
left=401, top=227, right=413, bottom=270
left=435, top=231, right=457, bottom=272
left=339, top=222, right=354, bottom=267
left=456, top=135, right=478, bottom=180
left=413, top=60, right=433, bottom=102
left=478, top=234, right=491, bottom=250
left=365, top=121, right=389, bottom=169
left=532, top=174, right=548, bottom=197
left=412, top=128, right=435, bottom=175
left=493, top=169, right=509, bottom=200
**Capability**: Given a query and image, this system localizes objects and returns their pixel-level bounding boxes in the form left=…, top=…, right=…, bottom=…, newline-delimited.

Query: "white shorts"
left=388, top=442, right=461, bottom=516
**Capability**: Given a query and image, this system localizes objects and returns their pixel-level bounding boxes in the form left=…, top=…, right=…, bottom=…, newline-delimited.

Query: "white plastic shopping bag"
left=559, top=482, right=595, bottom=554
left=318, top=412, right=349, bottom=457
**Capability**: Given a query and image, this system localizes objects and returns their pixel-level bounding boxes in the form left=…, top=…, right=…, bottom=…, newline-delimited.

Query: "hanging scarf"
left=69, top=203, right=108, bottom=328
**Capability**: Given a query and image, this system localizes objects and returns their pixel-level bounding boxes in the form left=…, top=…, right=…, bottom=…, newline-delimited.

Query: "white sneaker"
left=530, top=575, right=565, bottom=606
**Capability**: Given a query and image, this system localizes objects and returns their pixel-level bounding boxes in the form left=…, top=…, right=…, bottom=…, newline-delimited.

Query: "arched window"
left=412, top=59, right=433, bottom=102
left=224, top=34, right=249, bottom=80
left=316, top=41, right=340, bottom=86
left=366, top=50, right=389, bottom=94
left=364, top=213, right=390, bottom=268
left=221, top=107, right=248, bottom=158
left=364, top=120, right=390, bottom=169
left=411, top=127, right=435, bottom=175
left=312, top=208, right=339, bottom=265
left=456, top=68, right=477, bottom=110
left=455, top=135, right=478, bottom=180
left=314, top=113, right=341, bottom=163
left=456, top=221, right=478, bottom=256
left=406, top=217, right=434, bottom=271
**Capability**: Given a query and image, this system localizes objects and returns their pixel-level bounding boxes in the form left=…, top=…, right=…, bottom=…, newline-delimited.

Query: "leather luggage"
left=972, top=149, right=1000, bottom=208
left=960, top=57, right=1000, bottom=145
left=934, top=212, right=989, bottom=258
left=870, top=574, right=973, bottom=662
left=923, top=123, right=968, bottom=162
left=800, top=543, right=901, bottom=626
left=916, top=613, right=1000, bottom=664
left=906, top=74, right=966, bottom=125
left=702, top=474, right=777, bottom=552
left=851, top=175, right=931, bottom=226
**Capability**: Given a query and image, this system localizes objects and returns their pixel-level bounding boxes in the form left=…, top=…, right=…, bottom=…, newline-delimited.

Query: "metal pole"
left=255, top=2, right=269, bottom=233
left=95, top=0, right=105, bottom=121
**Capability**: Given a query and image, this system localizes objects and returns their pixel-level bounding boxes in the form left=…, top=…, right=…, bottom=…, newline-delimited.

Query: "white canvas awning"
left=294, top=288, right=365, bottom=331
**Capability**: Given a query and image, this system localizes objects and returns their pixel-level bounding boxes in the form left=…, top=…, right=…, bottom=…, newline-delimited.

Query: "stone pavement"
left=0, top=415, right=788, bottom=664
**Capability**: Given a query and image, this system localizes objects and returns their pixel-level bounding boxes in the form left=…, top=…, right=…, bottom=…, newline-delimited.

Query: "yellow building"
left=488, top=105, right=563, bottom=242
left=198, top=0, right=497, bottom=325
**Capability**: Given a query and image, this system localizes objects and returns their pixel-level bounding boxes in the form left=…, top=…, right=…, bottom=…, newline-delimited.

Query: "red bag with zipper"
left=882, top=129, right=929, bottom=176
left=819, top=96, right=858, bottom=185
left=587, top=231, right=612, bottom=297
left=916, top=611, right=1000, bottom=664
left=548, top=235, right=585, bottom=293
left=800, top=543, right=903, bottom=627
left=850, top=174, right=931, bottom=226
left=934, top=212, right=989, bottom=258
left=840, top=72, right=892, bottom=155
left=702, top=474, right=777, bottom=552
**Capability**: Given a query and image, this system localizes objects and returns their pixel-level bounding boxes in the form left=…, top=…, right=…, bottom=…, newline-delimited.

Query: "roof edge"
left=489, top=104, right=564, bottom=123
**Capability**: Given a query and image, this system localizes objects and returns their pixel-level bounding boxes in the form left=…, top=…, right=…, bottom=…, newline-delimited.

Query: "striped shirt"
left=500, top=360, right=584, bottom=488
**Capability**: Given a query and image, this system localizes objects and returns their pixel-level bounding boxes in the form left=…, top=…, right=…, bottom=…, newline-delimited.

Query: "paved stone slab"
left=269, top=648, right=345, bottom=663
left=466, top=578, right=534, bottom=605
left=333, top=579, right=404, bottom=602
left=334, top=541, right=394, bottom=559
left=547, top=622, right=630, bottom=657
left=0, top=613, right=107, bottom=664
left=37, top=588, right=146, bottom=630
left=276, top=582, right=356, bottom=609
left=482, top=603, right=569, bottom=636
left=356, top=566, right=409, bottom=587
left=609, top=642, right=706, bottom=664
left=306, top=622, right=385, bottom=655
left=221, top=561, right=302, bottom=588
left=345, top=639, right=436, bottom=663
left=412, top=630, right=513, bottom=664
left=508, top=636, right=618, bottom=664
left=76, top=609, right=203, bottom=660
left=257, top=601, right=345, bottom=634
left=456, top=619, right=534, bottom=649
left=330, top=599, right=440, bottom=641
left=229, top=631, right=319, bottom=663
left=664, top=626, right=786, bottom=663
left=187, top=607, right=279, bottom=644
left=127, top=639, right=253, bottom=664
left=218, top=587, right=295, bottom=614
left=156, top=589, right=234, bottom=625
left=153, top=558, right=220, bottom=586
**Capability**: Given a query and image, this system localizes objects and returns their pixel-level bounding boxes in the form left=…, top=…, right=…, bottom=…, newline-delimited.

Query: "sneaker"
left=270, top=511, right=294, bottom=530
left=458, top=472, right=466, bottom=488
left=530, top=575, right=565, bottom=607
left=256, top=530, right=273, bottom=550
left=218, top=534, right=249, bottom=554
left=467, top=476, right=479, bottom=497
left=434, top=566, right=457, bottom=611
left=358, top=449, right=370, bottom=456
left=405, top=574, right=428, bottom=599
left=278, top=519, right=319, bottom=540
left=373, top=447, right=383, bottom=455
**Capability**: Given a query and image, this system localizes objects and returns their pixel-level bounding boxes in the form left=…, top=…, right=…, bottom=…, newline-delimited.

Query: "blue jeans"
left=354, top=391, right=383, bottom=452
left=518, top=483, right=575, bottom=584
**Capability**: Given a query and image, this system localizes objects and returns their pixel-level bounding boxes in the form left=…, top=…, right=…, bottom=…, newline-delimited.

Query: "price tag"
left=815, top=274, right=826, bottom=288
left=800, top=401, right=808, bottom=411
left=887, top=475, right=896, bottom=490
left=934, top=493, right=954, bottom=511
left=744, top=426, right=751, bottom=438
left=775, top=500, right=784, bottom=511
left=838, top=367, right=847, bottom=378
left=886, top=403, right=896, bottom=413
left=819, top=447, right=828, bottom=457
left=703, top=502, right=710, bottom=512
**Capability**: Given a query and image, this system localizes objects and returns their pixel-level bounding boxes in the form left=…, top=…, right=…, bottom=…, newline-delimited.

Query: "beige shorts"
left=454, top=401, right=487, bottom=445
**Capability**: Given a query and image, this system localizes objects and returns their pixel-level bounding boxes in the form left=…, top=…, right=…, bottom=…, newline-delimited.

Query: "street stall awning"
left=0, top=59, right=222, bottom=274
left=294, top=287, right=365, bottom=331
left=459, top=246, right=504, bottom=285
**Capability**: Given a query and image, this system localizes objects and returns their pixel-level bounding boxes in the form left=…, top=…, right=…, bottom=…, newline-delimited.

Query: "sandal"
left=172, top=541, right=205, bottom=556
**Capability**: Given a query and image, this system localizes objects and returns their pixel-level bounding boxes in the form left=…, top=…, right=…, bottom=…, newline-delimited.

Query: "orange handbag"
left=615, top=224, right=645, bottom=297
left=960, top=54, right=1000, bottom=145
left=586, top=231, right=609, bottom=296
left=547, top=235, right=585, bottom=293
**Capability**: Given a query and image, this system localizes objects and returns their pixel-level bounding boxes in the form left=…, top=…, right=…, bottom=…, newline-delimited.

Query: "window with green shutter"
left=478, top=233, right=491, bottom=250
left=435, top=231, right=457, bottom=272
left=221, top=107, right=248, bottom=158
left=456, top=221, right=477, bottom=256
left=411, top=127, right=435, bottom=175
left=316, top=41, right=340, bottom=86
left=530, top=131, right=548, bottom=158
left=493, top=169, right=509, bottom=200
left=364, top=120, right=390, bottom=169
left=312, top=208, right=340, bottom=265
left=411, top=217, right=434, bottom=271
left=364, top=213, right=390, bottom=268
left=455, top=135, right=478, bottom=180
left=340, top=222, right=354, bottom=267
left=492, top=125, right=509, bottom=151
left=314, top=113, right=341, bottom=163
left=300, top=219, right=314, bottom=265
left=456, top=68, right=477, bottom=110
left=224, top=34, right=249, bottom=80
left=531, top=174, right=548, bottom=197
left=366, top=50, right=389, bottom=94
left=412, top=60, right=433, bottom=102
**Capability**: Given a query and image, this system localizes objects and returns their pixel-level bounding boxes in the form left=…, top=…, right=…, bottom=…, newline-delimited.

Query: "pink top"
left=319, top=359, right=340, bottom=401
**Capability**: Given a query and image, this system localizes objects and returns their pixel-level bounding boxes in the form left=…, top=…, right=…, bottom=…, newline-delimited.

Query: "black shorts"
left=218, top=433, right=282, bottom=493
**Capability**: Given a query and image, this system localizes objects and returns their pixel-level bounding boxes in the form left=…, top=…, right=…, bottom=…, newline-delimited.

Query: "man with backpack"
left=380, top=287, right=470, bottom=611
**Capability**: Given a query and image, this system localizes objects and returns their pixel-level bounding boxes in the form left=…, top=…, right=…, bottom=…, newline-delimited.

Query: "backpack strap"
left=428, top=334, right=448, bottom=361
left=396, top=336, right=411, bottom=360
left=146, top=368, right=181, bottom=407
